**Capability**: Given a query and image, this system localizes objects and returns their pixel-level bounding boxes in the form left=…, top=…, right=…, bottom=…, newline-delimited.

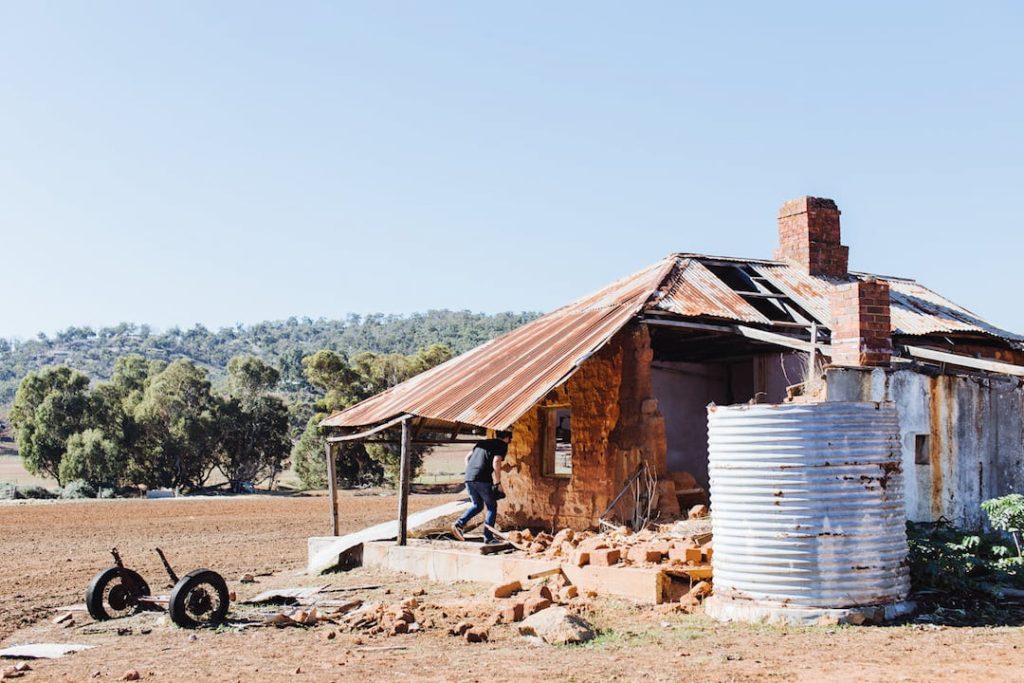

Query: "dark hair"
left=496, top=430, right=513, bottom=440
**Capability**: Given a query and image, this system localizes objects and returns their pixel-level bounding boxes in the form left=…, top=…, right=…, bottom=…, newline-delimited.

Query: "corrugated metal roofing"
left=320, top=257, right=674, bottom=431
left=652, top=259, right=770, bottom=323
left=754, top=264, right=1024, bottom=341
left=322, top=253, right=1023, bottom=432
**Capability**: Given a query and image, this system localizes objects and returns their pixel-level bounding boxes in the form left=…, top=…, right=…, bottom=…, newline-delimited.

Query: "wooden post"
left=807, top=322, right=818, bottom=393
left=326, top=442, right=339, bottom=536
left=397, top=418, right=412, bottom=546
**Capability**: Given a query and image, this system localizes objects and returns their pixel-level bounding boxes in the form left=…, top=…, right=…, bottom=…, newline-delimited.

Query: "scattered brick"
left=525, top=597, right=552, bottom=615
left=465, top=627, right=489, bottom=643
left=627, top=546, right=663, bottom=564
left=570, top=550, right=590, bottom=567
left=589, top=548, right=621, bottom=566
left=491, top=580, right=522, bottom=599
left=449, top=621, right=473, bottom=637
left=499, top=601, right=525, bottom=623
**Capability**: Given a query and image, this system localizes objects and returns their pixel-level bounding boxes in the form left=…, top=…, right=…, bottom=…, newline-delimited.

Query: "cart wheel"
left=85, top=567, right=151, bottom=621
left=168, top=569, right=229, bottom=628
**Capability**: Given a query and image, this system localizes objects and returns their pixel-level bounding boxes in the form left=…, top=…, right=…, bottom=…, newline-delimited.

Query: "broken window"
left=542, top=406, right=572, bottom=477
left=914, top=434, right=930, bottom=465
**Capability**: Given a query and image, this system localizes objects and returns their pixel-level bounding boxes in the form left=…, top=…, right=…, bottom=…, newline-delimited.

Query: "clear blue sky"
left=1, top=2, right=1021, bottom=339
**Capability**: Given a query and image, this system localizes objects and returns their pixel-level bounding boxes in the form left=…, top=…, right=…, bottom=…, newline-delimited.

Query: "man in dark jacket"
left=451, top=430, right=512, bottom=543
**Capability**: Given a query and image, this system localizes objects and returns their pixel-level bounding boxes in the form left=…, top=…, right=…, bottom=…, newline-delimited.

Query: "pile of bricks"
left=487, top=577, right=584, bottom=626
left=505, top=504, right=713, bottom=572
left=336, top=596, right=426, bottom=637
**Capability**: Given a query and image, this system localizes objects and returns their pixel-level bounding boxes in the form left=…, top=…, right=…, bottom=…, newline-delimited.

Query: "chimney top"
left=774, top=195, right=848, bottom=278
left=778, top=196, right=839, bottom=219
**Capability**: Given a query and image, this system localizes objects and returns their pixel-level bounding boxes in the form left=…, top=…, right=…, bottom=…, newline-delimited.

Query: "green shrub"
left=907, top=521, right=1024, bottom=594
left=14, top=485, right=57, bottom=500
left=60, top=479, right=98, bottom=499
left=981, top=494, right=1024, bottom=556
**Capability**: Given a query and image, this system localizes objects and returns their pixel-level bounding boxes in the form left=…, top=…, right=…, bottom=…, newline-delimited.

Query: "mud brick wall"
left=500, top=323, right=667, bottom=530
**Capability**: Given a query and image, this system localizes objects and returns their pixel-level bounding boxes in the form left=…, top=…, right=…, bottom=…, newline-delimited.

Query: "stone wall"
left=499, top=322, right=667, bottom=530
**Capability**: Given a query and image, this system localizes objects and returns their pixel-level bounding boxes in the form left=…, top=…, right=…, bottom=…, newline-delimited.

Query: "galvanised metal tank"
left=704, top=401, right=912, bottom=624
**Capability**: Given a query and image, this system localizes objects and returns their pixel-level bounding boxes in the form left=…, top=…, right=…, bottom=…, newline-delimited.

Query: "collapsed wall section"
left=500, top=323, right=667, bottom=529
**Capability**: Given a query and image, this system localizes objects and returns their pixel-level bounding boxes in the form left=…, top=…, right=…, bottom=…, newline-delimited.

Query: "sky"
left=1, top=2, right=1022, bottom=339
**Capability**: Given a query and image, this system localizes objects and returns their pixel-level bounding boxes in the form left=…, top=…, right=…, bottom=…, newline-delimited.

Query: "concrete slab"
left=307, top=498, right=470, bottom=574
left=363, top=540, right=559, bottom=585
left=363, top=540, right=669, bottom=604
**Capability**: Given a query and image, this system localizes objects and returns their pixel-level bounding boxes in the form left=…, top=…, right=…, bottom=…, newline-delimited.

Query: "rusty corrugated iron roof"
left=753, top=263, right=1024, bottom=341
left=651, top=259, right=770, bottom=323
left=320, top=257, right=674, bottom=431
left=322, top=253, right=1023, bottom=432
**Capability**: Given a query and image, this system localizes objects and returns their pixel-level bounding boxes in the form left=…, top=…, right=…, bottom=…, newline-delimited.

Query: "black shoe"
left=484, top=537, right=503, bottom=545
left=451, top=523, right=465, bottom=541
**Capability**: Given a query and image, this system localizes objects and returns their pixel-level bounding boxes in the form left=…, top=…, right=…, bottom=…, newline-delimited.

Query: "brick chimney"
left=828, top=279, right=892, bottom=367
left=774, top=196, right=849, bottom=277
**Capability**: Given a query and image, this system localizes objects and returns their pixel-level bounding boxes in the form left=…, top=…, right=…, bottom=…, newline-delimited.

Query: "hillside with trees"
left=0, top=310, right=538, bottom=408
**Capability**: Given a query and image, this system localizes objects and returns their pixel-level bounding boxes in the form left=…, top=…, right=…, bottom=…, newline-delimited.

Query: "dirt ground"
left=2, top=494, right=1024, bottom=682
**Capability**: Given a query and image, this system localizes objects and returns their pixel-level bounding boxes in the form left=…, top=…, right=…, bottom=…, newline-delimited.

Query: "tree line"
left=7, top=341, right=458, bottom=494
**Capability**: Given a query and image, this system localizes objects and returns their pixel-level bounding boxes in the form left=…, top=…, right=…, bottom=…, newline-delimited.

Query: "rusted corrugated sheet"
left=753, top=264, right=1024, bottom=342
left=321, top=257, right=674, bottom=431
left=651, top=259, right=769, bottom=323
left=751, top=264, right=834, bottom=324
left=885, top=279, right=1024, bottom=340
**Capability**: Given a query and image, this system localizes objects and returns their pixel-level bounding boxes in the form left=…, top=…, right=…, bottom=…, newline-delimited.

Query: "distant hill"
left=0, top=310, right=540, bottom=406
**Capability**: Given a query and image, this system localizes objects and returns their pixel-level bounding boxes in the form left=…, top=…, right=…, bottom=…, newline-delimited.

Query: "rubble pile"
left=504, top=504, right=714, bottom=573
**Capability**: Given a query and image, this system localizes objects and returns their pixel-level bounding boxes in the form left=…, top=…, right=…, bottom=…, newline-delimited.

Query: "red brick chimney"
left=774, top=196, right=849, bottom=278
left=828, top=279, right=892, bottom=367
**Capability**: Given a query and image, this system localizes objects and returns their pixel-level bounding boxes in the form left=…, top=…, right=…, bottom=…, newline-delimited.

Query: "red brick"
left=491, top=580, right=523, bottom=599
left=627, top=546, right=663, bottom=564
left=524, top=597, right=552, bottom=615
left=499, top=602, right=525, bottom=623
left=589, top=548, right=621, bottom=566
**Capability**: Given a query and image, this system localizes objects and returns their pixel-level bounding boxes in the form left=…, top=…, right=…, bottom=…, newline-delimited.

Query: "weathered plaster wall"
left=500, top=323, right=666, bottom=529
left=826, top=367, right=1024, bottom=529
left=651, top=353, right=802, bottom=490
left=652, top=362, right=729, bottom=491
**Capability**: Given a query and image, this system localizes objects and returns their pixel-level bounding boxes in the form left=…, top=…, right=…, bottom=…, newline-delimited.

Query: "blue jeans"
left=456, top=481, right=498, bottom=541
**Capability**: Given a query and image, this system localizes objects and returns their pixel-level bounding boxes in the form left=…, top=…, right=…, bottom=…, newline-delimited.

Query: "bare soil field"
left=2, top=494, right=1023, bottom=682
left=0, top=455, right=53, bottom=488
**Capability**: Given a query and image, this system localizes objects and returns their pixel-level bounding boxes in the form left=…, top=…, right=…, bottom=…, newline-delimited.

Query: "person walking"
left=451, top=430, right=512, bottom=543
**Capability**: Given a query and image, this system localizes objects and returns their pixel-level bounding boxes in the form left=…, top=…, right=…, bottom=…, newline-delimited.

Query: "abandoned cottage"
left=322, top=196, right=1024, bottom=532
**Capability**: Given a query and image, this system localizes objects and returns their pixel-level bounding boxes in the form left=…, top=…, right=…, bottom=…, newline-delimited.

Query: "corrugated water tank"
left=704, top=401, right=912, bottom=624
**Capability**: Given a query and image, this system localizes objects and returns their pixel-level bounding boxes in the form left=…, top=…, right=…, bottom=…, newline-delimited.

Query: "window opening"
left=914, top=434, right=930, bottom=465
left=542, top=406, right=572, bottom=477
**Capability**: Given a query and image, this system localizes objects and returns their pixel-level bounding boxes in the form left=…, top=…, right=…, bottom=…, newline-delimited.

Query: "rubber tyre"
left=168, top=569, right=229, bottom=628
left=85, top=567, right=150, bottom=621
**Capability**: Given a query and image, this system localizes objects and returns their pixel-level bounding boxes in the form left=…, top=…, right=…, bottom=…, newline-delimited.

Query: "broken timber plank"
left=665, top=565, right=713, bottom=581
left=484, top=524, right=529, bottom=551
left=904, top=345, right=1024, bottom=377
left=527, top=567, right=563, bottom=580
left=479, top=542, right=514, bottom=555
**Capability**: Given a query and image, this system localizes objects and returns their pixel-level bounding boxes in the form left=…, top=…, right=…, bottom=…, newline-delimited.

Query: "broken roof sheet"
left=322, top=253, right=1023, bottom=432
